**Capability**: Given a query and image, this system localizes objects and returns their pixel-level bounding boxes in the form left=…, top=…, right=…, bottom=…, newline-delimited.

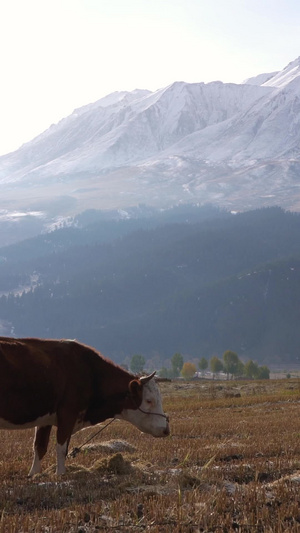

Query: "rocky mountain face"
left=1, top=57, right=300, bottom=230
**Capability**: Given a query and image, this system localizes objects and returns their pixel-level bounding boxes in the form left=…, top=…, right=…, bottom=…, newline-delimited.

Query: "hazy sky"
left=1, top=0, right=300, bottom=155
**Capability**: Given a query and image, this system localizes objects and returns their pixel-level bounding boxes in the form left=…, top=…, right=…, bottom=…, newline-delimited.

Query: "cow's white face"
left=118, top=377, right=170, bottom=437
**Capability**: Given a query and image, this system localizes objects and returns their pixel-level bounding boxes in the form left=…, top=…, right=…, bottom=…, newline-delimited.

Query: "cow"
left=0, top=337, right=170, bottom=476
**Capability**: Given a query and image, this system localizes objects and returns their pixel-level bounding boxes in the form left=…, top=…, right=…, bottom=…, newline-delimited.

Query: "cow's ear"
left=128, top=379, right=143, bottom=403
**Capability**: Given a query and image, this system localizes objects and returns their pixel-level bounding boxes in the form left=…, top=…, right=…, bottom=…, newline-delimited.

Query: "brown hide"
left=0, top=337, right=141, bottom=428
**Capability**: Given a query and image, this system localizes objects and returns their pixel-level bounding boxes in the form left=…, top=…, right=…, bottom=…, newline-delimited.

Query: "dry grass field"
left=0, top=379, right=300, bottom=532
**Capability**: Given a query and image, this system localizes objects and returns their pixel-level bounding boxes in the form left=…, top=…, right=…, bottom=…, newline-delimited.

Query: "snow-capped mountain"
left=1, top=57, right=300, bottom=220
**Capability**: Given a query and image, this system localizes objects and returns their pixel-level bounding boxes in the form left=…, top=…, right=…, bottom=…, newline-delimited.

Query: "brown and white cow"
left=0, top=337, right=170, bottom=475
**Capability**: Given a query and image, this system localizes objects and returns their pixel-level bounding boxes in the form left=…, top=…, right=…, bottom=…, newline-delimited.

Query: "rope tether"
left=68, top=418, right=116, bottom=458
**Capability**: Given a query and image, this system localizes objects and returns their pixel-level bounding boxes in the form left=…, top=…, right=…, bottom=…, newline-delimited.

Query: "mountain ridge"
left=1, top=57, right=300, bottom=234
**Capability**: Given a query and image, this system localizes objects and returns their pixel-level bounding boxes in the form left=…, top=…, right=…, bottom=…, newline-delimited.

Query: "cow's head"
left=119, top=372, right=170, bottom=437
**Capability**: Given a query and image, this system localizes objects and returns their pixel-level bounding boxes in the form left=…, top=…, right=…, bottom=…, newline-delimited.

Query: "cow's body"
left=0, top=337, right=169, bottom=475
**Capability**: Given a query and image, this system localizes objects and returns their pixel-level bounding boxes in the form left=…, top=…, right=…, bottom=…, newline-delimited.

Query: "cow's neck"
left=96, top=356, right=135, bottom=396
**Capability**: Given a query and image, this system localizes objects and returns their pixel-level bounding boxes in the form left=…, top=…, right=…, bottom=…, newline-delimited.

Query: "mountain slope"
left=0, top=57, right=300, bottom=225
left=0, top=206, right=299, bottom=364
left=263, top=57, right=300, bottom=88
left=0, top=82, right=268, bottom=181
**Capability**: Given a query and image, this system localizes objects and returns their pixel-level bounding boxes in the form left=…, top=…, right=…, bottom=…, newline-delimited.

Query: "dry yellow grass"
left=0, top=379, right=300, bottom=531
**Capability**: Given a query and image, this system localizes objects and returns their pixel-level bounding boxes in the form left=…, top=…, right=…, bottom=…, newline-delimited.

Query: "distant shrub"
left=198, top=357, right=208, bottom=375
left=171, top=352, right=184, bottom=377
left=256, top=365, right=270, bottom=380
left=210, top=356, right=224, bottom=378
left=181, top=362, right=197, bottom=379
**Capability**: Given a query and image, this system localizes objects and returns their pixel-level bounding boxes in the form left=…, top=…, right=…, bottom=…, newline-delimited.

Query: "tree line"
left=129, top=351, right=270, bottom=380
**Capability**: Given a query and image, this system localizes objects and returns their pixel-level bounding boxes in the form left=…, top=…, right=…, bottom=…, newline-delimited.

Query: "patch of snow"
left=44, top=216, right=74, bottom=232
left=0, top=210, right=45, bottom=221
left=117, top=209, right=130, bottom=219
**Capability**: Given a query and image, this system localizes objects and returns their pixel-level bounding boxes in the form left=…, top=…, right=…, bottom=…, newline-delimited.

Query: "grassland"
left=0, top=379, right=300, bottom=532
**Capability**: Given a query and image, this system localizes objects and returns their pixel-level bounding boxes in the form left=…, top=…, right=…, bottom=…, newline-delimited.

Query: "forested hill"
left=0, top=205, right=299, bottom=366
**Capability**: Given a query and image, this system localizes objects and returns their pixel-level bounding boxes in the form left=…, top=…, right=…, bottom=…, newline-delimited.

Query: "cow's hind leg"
left=29, top=425, right=52, bottom=477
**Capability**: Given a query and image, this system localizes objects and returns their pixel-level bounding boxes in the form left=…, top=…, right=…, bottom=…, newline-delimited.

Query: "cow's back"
left=0, top=338, right=95, bottom=426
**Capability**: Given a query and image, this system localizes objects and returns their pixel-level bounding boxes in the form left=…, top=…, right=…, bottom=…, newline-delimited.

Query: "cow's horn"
left=140, top=371, right=156, bottom=385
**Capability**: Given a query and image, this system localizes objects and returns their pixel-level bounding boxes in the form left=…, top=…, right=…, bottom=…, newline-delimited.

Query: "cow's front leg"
left=29, top=425, right=52, bottom=476
left=56, top=440, right=69, bottom=475
left=56, top=409, right=76, bottom=475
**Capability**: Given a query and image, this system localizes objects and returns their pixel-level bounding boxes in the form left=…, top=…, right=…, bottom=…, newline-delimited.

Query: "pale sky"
left=0, top=0, right=300, bottom=156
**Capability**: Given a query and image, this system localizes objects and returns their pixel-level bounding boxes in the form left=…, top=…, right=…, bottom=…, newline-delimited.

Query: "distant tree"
left=171, top=352, right=184, bottom=377
left=198, top=357, right=208, bottom=376
left=210, top=356, right=224, bottom=378
left=257, top=365, right=270, bottom=380
left=130, top=354, right=145, bottom=374
left=181, top=362, right=197, bottom=379
left=223, top=350, right=241, bottom=379
left=236, top=359, right=245, bottom=378
left=244, top=360, right=259, bottom=379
